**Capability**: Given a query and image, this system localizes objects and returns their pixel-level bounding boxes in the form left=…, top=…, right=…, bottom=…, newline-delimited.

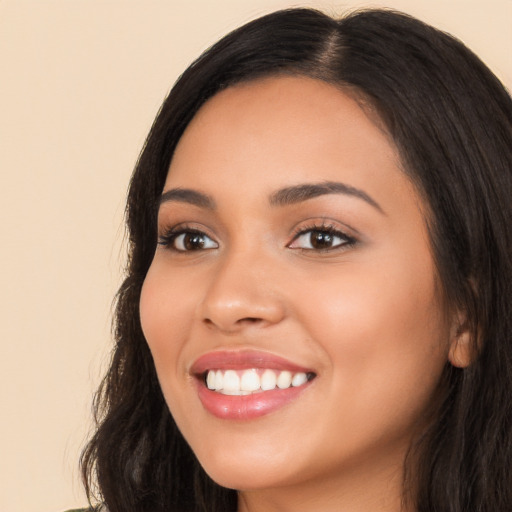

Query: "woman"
left=80, top=7, right=512, bottom=512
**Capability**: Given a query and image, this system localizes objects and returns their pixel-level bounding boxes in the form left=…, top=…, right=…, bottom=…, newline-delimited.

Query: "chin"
left=193, top=438, right=301, bottom=491
left=205, top=467, right=273, bottom=491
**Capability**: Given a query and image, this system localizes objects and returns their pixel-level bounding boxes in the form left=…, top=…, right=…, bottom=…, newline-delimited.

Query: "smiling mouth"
left=203, top=368, right=316, bottom=395
left=191, top=350, right=317, bottom=419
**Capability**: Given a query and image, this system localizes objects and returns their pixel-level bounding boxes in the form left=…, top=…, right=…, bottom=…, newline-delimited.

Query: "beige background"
left=0, top=1, right=510, bottom=511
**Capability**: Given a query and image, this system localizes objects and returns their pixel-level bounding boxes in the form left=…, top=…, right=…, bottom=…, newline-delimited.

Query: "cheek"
left=295, top=258, right=450, bottom=420
left=298, top=258, right=442, bottom=338
left=139, top=265, right=196, bottom=387
left=139, top=266, right=203, bottom=442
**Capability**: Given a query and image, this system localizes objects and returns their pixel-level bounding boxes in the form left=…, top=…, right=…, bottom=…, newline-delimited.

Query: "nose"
left=199, top=250, right=286, bottom=334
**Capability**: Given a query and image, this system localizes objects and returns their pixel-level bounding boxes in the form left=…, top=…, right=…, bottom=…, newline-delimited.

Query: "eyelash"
left=157, top=223, right=357, bottom=253
left=158, top=226, right=218, bottom=252
left=288, top=222, right=356, bottom=252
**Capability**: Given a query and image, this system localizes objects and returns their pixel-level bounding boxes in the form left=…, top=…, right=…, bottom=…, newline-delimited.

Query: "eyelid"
left=287, top=220, right=357, bottom=251
left=157, top=223, right=219, bottom=251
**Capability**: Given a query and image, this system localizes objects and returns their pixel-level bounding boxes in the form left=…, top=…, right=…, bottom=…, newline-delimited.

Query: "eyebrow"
left=159, top=188, right=216, bottom=209
left=159, top=181, right=383, bottom=213
left=269, top=181, right=384, bottom=213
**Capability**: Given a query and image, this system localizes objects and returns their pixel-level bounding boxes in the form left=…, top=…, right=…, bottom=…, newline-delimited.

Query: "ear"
left=448, top=312, right=473, bottom=368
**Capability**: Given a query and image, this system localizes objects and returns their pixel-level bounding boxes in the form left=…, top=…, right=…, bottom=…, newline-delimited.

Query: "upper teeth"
left=206, top=369, right=310, bottom=395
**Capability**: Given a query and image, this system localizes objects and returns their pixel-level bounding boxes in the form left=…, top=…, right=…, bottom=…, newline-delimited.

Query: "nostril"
left=202, top=315, right=266, bottom=333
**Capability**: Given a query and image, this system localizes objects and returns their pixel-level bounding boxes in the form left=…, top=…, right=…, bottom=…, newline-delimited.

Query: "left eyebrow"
left=269, top=181, right=384, bottom=214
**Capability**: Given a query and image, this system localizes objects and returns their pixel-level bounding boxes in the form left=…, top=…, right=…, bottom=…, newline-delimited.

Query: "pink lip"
left=191, top=349, right=313, bottom=374
left=190, top=350, right=315, bottom=421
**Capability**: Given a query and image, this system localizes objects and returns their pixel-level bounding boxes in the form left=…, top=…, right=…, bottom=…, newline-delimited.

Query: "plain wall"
left=0, top=1, right=510, bottom=511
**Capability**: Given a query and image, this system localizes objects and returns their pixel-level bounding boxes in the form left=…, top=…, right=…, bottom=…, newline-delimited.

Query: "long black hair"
left=81, top=8, right=512, bottom=512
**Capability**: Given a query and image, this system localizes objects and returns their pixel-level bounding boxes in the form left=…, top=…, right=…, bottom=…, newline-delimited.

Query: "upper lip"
left=190, top=349, right=315, bottom=376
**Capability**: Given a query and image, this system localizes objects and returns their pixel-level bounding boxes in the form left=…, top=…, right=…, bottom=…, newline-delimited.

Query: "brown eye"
left=180, top=233, right=207, bottom=250
left=309, top=230, right=335, bottom=249
left=288, top=227, right=355, bottom=251
left=158, top=230, right=218, bottom=251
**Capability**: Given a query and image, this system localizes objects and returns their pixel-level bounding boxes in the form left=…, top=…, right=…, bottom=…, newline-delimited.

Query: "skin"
left=139, top=76, right=468, bottom=512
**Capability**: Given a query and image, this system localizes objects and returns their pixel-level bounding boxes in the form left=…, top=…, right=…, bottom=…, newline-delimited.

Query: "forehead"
left=165, top=75, right=412, bottom=208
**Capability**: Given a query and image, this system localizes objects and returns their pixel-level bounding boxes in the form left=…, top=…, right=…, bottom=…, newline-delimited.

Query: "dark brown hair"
left=82, top=8, right=512, bottom=512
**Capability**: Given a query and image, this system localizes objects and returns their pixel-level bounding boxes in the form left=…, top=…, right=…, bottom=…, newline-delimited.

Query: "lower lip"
left=196, top=381, right=312, bottom=420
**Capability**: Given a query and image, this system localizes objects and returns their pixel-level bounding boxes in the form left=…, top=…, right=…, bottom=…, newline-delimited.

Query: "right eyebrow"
left=159, top=188, right=216, bottom=210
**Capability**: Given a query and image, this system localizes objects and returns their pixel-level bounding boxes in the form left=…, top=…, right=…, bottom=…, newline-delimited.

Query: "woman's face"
left=140, top=76, right=458, bottom=498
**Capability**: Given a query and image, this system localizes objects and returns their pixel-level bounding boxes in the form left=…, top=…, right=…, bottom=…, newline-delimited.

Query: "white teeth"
left=214, top=370, right=223, bottom=391
left=206, top=370, right=216, bottom=390
left=277, top=370, right=292, bottom=389
left=240, top=369, right=260, bottom=391
left=292, top=372, right=308, bottom=387
left=261, top=369, right=277, bottom=390
left=223, top=370, right=240, bottom=393
left=205, top=368, right=311, bottom=395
